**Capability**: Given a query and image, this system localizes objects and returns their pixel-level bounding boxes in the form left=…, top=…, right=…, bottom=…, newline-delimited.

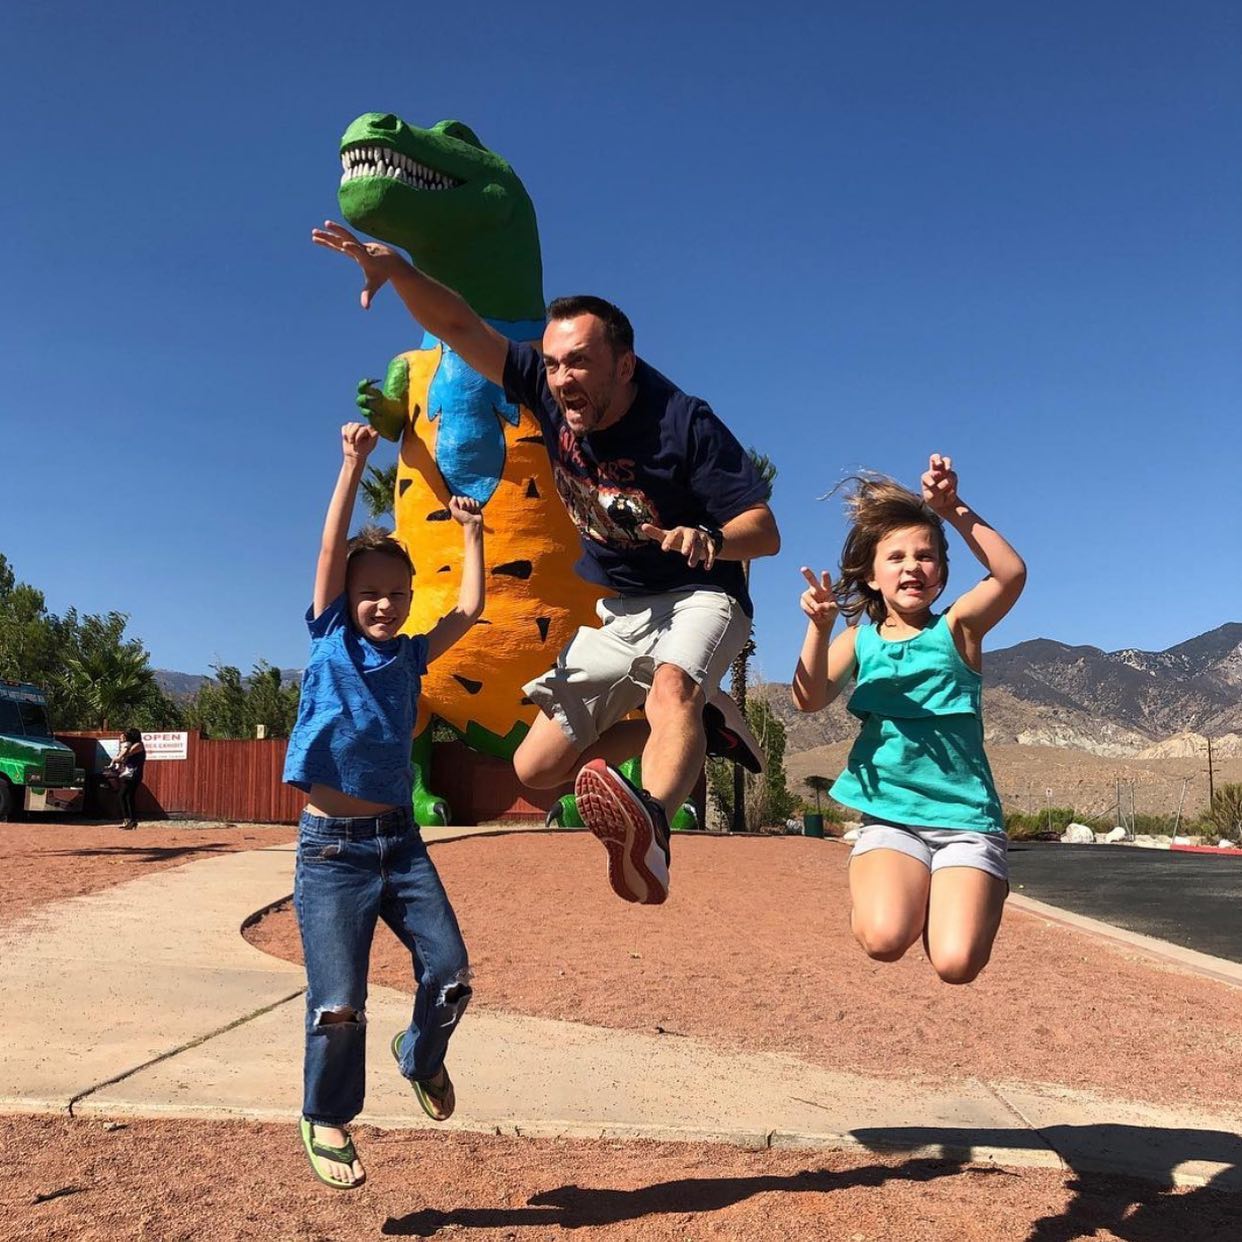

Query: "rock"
left=1219, top=839, right=1237, bottom=850
left=1172, top=836, right=1196, bottom=846
left=1061, top=823, right=1095, bottom=845
left=1104, top=826, right=1127, bottom=843
left=842, top=826, right=862, bottom=843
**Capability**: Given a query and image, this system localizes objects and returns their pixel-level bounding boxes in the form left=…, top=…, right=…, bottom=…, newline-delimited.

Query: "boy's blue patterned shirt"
left=283, top=595, right=429, bottom=806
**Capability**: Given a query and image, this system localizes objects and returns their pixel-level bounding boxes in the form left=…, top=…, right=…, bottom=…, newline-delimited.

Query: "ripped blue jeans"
left=294, top=806, right=471, bottom=1127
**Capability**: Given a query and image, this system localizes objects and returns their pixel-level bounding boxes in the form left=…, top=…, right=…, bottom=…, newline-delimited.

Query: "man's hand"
left=799, top=567, right=838, bottom=631
left=312, top=220, right=406, bottom=309
left=341, top=421, right=379, bottom=462
left=449, top=495, right=483, bottom=530
left=639, top=523, right=716, bottom=570
left=921, top=453, right=959, bottom=515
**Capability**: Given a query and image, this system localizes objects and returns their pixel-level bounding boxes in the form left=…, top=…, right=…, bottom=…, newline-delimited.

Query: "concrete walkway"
left=1, top=829, right=1239, bottom=1193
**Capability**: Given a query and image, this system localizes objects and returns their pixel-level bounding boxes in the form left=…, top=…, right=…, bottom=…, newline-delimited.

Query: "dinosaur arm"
left=385, top=258, right=509, bottom=386
left=356, top=358, right=410, bottom=441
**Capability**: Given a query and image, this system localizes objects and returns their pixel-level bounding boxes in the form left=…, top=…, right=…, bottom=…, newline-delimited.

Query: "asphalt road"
left=1007, top=842, right=1242, bottom=964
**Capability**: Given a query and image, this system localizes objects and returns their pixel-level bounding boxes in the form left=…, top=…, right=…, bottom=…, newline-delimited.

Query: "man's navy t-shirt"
left=503, top=341, right=769, bottom=616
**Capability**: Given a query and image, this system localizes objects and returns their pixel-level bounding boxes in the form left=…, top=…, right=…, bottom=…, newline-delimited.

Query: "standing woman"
left=115, top=728, right=146, bottom=830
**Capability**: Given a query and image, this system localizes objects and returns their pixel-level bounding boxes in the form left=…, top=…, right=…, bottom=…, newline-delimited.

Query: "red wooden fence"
left=55, top=732, right=576, bottom=825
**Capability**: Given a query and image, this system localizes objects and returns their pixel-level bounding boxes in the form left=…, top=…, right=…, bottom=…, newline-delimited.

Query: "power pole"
left=1173, top=777, right=1190, bottom=836
left=1206, top=734, right=1216, bottom=806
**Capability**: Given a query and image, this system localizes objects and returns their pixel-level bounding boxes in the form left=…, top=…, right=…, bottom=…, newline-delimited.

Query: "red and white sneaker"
left=574, top=760, right=671, bottom=905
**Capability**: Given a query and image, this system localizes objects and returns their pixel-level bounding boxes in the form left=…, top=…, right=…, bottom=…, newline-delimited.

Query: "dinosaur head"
left=338, top=113, right=543, bottom=320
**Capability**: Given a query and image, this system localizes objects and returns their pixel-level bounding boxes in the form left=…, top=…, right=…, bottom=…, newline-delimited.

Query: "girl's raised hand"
left=341, top=421, right=379, bottom=461
left=799, top=566, right=838, bottom=631
left=921, top=453, right=959, bottom=514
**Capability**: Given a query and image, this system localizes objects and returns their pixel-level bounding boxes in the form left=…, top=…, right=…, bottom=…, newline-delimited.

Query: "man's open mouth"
left=340, top=144, right=463, bottom=192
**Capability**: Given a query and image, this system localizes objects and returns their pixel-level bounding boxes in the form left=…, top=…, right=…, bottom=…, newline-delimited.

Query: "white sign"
left=142, top=731, right=188, bottom=761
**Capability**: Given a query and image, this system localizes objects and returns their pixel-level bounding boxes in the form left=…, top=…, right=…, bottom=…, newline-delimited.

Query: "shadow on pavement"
left=39, top=844, right=239, bottom=864
left=851, top=1124, right=1242, bottom=1242
left=380, top=1157, right=992, bottom=1235
left=380, top=1128, right=1242, bottom=1239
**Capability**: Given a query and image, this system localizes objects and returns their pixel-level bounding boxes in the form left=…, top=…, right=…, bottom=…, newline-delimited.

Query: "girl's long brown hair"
left=832, top=475, right=949, bottom=625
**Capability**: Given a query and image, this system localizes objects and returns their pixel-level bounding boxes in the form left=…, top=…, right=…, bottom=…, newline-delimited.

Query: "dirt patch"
left=0, top=818, right=294, bottom=926
left=5, top=1115, right=1238, bottom=1241
left=248, top=832, right=1242, bottom=1112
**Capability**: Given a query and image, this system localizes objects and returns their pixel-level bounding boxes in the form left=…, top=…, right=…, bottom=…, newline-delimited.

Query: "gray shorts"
left=524, top=587, right=750, bottom=749
left=850, top=818, right=1010, bottom=882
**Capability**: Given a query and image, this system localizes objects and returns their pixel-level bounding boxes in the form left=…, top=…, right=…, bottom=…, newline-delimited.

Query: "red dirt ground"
left=7, top=823, right=1242, bottom=1239
left=6, top=1116, right=1239, bottom=1242
left=248, top=832, right=1242, bottom=1112
left=0, top=818, right=294, bottom=926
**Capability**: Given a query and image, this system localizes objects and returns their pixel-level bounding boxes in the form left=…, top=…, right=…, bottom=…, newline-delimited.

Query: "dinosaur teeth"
left=338, top=143, right=462, bottom=190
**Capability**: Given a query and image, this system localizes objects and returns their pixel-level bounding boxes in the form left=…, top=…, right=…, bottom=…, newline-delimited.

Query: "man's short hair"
left=546, top=295, right=634, bottom=356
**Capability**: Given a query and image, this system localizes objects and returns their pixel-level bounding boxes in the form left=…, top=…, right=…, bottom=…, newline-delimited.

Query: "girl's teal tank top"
left=829, top=614, right=1004, bottom=832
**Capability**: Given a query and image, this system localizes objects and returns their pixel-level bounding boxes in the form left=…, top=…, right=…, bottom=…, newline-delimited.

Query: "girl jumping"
left=792, top=454, right=1026, bottom=984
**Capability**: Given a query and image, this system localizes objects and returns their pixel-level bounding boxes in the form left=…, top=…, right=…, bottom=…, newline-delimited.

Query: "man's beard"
left=559, top=379, right=616, bottom=434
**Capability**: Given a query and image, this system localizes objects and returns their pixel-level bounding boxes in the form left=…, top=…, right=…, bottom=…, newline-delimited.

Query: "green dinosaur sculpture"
left=334, top=112, right=695, bottom=829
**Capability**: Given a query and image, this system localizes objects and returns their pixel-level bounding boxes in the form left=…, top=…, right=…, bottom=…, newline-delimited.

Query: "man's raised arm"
left=312, top=220, right=509, bottom=386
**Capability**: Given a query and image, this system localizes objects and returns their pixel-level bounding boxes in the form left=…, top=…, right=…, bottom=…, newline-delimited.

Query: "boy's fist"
left=799, top=567, right=838, bottom=631
left=449, top=495, right=483, bottom=529
left=921, top=453, right=958, bottom=514
left=341, top=421, right=379, bottom=460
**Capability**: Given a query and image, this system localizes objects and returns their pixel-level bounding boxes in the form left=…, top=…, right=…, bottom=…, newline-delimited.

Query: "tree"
left=0, top=554, right=69, bottom=701
left=1206, top=783, right=1242, bottom=841
left=727, top=448, right=778, bottom=831
left=804, top=775, right=832, bottom=814
left=0, top=555, right=184, bottom=731
left=186, top=665, right=250, bottom=739
left=57, top=612, right=159, bottom=730
left=361, top=461, right=398, bottom=520
left=185, top=662, right=300, bottom=739
left=706, top=691, right=796, bottom=831
left=244, top=661, right=301, bottom=738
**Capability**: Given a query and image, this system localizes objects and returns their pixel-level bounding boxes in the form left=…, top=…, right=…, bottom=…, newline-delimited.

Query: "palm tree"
left=361, top=462, right=398, bottom=520
left=728, top=448, right=778, bottom=832
left=59, top=613, right=156, bottom=730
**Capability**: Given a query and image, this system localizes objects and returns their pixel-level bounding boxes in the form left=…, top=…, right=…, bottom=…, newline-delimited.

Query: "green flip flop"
left=298, top=1117, right=365, bottom=1190
left=391, top=1030, right=456, bottom=1122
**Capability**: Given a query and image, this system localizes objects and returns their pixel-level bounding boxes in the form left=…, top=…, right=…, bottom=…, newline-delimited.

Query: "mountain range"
left=759, top=622, right=1242, bottom=758
left=154, top=669, right=303, bottom=699
left=156, top=623, right=1241, bottom=761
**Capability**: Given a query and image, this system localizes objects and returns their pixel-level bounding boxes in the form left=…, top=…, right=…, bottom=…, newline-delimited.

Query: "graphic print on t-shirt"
left=551, top=424, right=663, bottom=548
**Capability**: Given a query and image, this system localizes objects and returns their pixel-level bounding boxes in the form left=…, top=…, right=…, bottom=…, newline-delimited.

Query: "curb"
left=1007, top=894, right=1242, bottom=989
left=26, top=1098, right=1239, bottom=1191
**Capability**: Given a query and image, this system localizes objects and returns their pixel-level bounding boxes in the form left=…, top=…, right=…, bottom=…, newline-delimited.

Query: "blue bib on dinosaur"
left=422, top=318, right=543, bottom=505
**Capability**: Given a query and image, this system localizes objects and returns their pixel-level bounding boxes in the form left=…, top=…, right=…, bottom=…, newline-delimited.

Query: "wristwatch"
left=696, top=523, right=724, bottom=556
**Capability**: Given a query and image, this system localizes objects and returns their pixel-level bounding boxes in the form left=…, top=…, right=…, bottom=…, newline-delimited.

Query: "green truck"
left=0, top=680, right=86, bottom=819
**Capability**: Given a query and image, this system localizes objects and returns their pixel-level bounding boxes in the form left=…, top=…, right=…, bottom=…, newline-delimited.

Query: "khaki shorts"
left=524, top=588, right=750, bottom=748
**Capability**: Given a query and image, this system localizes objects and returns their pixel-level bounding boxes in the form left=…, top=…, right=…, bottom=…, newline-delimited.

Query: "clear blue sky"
left=3, top=2, right=1238, bottom=681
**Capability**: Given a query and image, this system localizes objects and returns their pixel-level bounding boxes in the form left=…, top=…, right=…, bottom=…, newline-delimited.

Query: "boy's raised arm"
left=312, top=221, right=510, bottom=388
left=425, top=497, right=485, bottom=664
left=314, top=423, right=378, bottom=618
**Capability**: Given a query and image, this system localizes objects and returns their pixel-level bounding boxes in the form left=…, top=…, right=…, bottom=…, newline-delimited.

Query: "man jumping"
left=315, top=221, right=780, bottom=904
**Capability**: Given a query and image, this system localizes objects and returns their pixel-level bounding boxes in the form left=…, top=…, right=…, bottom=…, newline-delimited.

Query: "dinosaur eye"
left=436, top=120, right=484, bottom=149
